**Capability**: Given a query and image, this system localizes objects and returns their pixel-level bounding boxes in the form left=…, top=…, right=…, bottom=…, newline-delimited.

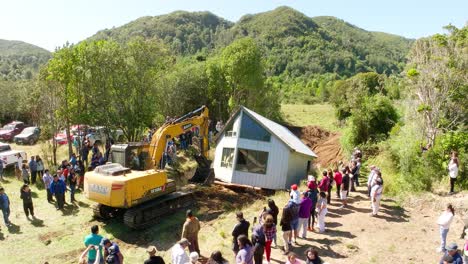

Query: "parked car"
left=87, top=126, right=124, bottom=145
left=0, top=121, right=26, bottom=142
left=0, top=142, right=27, bottom=167
left=54, top=130, right=74, bottom=145
left=14, top=126, right=41, bottom=145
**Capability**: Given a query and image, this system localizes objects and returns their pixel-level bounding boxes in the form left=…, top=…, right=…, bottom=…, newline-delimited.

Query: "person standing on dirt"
left=265, top=199, right=279, bottom=247
left=306, top=177, right=318, bottom=231
left=42, top=169, right=54, bottom=203
left=0, top=187, right=11, bottom=227
left=316, top=192, right=328, bottom=233
left=334, top=168, right=342, bottom=199
left=286, top=198, right=300, bottom=245
left=20, top=184, right=35, bottom=220
left=50, top=174, right=66, bottom=210
left=182, top=209, right=201, bottom=255
left=15, top=153, right=23, bottom=180
left=318, top=171, right=329, bottom=194
left=263, top=214, right=276, bottom=264
left=370, top=173, right=383, bottom=217
left=448, top=151, right=459, bottom=194
left=340, top=168, right=350, bottom=208
left=326, top=169, right=334, bottom=204
left=84, top=225, right=104, bottom=264
left=251, top=221, right=266, bottom=264
left=437, top=204, right=455, bottom=253
left=290, top=184, right=300, bottom=204
left=232, top=211, right=250, bottom=255
left=298, top=192, right=312, bottom=239
left=367, top=165, right=377, bottom=197
left=280, top=203, right=293, bottom=254
left=28, top=156, right=37, bottom=185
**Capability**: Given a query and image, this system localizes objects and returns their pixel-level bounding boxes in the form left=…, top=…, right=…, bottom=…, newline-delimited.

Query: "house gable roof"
left=216, top=106, right=317, bottom=158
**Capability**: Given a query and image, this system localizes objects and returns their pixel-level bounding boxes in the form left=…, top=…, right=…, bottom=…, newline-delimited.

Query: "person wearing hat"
left=144, top=246, right=165, bottom=264
left=171, top=238, right=190, bottom=264
left=289, top=184, right=300, bottom=205
left=370, top=171, right=383, bottom=217
left=298, top=192, right=312, bottom=239
left=439, top=243, right=463, bottom=264
left=49, top=174, right=66, bottom=210
left=101, top=238, right=124, bottom=264
left=181, top=209, right=201, bottom=255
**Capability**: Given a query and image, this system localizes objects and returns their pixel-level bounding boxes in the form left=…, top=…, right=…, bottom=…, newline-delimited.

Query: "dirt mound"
left=289, top=125, right=343, bottom=168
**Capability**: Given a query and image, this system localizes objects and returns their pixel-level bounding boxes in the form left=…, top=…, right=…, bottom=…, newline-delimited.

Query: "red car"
left=0, top=121, right=26, bottom=142
left=54, top=130, right=75, bottom=145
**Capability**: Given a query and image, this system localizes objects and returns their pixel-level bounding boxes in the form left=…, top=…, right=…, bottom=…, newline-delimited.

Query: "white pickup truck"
left=0, top=143, right=27, bottom=167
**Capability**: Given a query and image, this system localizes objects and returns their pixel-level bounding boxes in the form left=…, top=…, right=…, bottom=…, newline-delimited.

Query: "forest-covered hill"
left=0, top=39, right=51, bottom=80
left=89, top=6, right=413, bottom=80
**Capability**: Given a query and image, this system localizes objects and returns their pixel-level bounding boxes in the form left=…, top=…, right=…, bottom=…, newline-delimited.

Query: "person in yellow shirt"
left=182, top=209, right=201, bottom=255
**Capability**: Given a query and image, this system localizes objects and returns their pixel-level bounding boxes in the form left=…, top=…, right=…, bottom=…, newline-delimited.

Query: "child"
left=20, top=184, right=35, bottom=219
left=0, top=187, right=11, bottom=227
left=286, top=252, right=302, bottom=264
left=22, top=164, right=30, bottom=184
left=290, top=184, right=300, bottom=204
left=316, top=192, right=328, bottom=233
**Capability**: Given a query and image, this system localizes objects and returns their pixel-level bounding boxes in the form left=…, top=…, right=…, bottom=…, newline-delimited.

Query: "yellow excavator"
left=84, top=106, right=211, bottom=229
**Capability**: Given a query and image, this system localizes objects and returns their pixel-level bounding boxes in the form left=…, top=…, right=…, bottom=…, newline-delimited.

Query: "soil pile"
left=288, top=125, right=344, bottom=167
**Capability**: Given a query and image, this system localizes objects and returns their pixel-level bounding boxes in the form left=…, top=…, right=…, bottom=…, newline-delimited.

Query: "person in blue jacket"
left=50, top=175, right=66, bottom=210
left=0, top=187, right=12, bottom=227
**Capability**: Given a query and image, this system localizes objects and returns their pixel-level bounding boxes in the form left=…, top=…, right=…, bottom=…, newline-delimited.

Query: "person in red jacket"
left=334, top=168, right=343, bottom=199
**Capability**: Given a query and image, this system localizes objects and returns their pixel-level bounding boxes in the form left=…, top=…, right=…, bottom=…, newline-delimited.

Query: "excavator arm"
left=148, top=106, right=210, bottom=169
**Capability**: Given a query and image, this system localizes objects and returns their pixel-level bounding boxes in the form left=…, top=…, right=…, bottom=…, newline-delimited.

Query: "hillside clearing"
left=281, top=104, right=338, bottom=132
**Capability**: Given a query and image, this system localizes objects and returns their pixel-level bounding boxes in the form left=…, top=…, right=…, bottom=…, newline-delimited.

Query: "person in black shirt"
left=20, top=184, right=34, bottom=219
left=232, top=211, right=250, bottom=255
left=144, top=246, right=165, bottom=264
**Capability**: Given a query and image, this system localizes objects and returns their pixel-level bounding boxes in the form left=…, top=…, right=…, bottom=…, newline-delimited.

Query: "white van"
left=0, top=143, right=27, bottom=167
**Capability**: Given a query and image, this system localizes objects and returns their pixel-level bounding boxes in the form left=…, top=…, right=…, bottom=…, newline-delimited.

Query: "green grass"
left=281, top=103, right=338, bottom=131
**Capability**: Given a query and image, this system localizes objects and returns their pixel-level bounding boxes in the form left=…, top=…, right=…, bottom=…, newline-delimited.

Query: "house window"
left=220, top=148, right=235, bottom=168
left=239, top=113, right=271, bottom=142
left=235, top=148, right=269, bottom=174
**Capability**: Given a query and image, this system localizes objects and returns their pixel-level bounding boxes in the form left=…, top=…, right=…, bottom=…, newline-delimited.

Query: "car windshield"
left=21, top=127, right=36, bottom=134
left=1, top=125, right=15, bottom=130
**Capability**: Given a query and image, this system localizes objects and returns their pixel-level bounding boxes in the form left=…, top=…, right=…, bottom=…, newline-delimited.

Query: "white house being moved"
left=214, top=106, right=317, bottom=190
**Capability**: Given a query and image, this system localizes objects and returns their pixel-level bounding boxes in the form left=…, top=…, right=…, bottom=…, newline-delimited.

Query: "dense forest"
left=0, top=39, right=51, bottom=80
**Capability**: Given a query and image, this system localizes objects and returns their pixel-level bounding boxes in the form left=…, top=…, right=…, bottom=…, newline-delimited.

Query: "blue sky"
left=1, top=0, right=466, bottom=51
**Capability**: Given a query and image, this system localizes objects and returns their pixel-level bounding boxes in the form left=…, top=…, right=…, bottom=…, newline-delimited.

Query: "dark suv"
left=0, top=121, right=26, bottom=142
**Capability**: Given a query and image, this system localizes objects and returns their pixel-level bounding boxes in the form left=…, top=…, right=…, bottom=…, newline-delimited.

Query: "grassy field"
left=281, top=103, right=338, bottom=131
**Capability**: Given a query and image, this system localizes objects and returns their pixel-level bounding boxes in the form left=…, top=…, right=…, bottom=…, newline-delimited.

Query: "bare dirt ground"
left=288, top=125, right=344, bottom=167
left=262, top=187, right=468, bottom=264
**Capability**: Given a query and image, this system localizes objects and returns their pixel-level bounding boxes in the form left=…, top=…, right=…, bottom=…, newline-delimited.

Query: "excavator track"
left=123, top=191, right=194, bottom=229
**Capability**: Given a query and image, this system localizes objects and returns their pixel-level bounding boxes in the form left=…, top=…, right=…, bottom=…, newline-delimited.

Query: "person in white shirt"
left=16, top=154, right=23, bottom=180
left=367, top=166, right=378, bottom=196
left=370, top=172, right=383, bottom=217
left=448, top=152, right=459, bottom=194
left=171, top=238, right=190, bottom=264
left=437, top=204, right=455, bottom=253
left=42, top=169, right=54, bottom=202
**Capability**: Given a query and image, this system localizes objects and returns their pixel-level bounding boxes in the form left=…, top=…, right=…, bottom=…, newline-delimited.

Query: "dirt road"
left=264, top=187, right=467, bottom=264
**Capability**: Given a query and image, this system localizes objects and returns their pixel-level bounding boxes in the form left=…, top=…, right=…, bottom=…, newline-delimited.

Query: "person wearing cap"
left=370, top=171, right=383, bottom=217
left=144, top=246, right=165, bottom=264
left=232, top=211, right=250, bottom=255
left=101, top=238, right=124, bottom=264
left=49, top=174, right=66, bottom=210
left=439, top=243, right=463, bottom=264
left=84, top=225, right=104, bottom=264
left=298, top=192, right=312, bottom=239
left=289, top=184, right=300, bottom=205
left=171, top=238, right=190, bottom=264
left=181, top=209, right=201, bottom=255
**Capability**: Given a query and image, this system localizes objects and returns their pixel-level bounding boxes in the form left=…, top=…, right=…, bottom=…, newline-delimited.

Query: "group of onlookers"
left=436, top=204, right=468, bottom=264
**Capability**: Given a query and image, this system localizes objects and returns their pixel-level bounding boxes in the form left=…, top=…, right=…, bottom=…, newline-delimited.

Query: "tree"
left=406, top=26, right=468, bottom=145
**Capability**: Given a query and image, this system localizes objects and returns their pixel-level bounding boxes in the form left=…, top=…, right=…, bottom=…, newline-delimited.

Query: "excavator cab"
left=109, top=143, right=149, bottom=171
